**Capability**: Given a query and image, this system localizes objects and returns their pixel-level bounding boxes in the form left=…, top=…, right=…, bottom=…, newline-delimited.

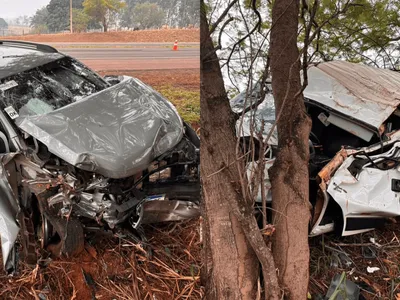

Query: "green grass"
left=155, top=85, right=200, bottom=125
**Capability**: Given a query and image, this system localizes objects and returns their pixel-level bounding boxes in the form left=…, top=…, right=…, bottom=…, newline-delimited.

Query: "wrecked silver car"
left=0, top=41, right=200, bottom=273
left=232, top=60, right=400, bottom=237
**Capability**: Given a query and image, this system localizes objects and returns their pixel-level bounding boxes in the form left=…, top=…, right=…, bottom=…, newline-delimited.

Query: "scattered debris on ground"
left=0, top=29, right=199, bottom=43
left=310, top=220, right=400, bottom=299
left=325, top=273, right=360, bottom=300
left=0, top=219, right=202, bottom=300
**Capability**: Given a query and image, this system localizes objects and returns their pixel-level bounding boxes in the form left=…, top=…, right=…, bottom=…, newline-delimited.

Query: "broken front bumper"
left=310, top=131, right=400, bottom=236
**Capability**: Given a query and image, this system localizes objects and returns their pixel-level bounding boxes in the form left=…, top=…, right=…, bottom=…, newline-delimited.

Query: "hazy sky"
left=1, top=0, right=50, bottom=19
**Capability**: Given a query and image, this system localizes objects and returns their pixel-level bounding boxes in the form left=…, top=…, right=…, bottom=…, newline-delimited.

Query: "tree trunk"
left=269, top=0, right=312, bottom=299
left=103, top=17, right=108, bottom=32
left=200, top=4, right=259, bottom=300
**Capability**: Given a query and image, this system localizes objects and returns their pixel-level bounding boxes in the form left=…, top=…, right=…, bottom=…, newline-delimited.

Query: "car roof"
left=305, top=61, right=400, bottom=130
left=0, top=41, right=64, bottom=80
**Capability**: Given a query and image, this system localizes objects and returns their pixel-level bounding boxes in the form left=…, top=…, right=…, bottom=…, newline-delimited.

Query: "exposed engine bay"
left=1, top=132, right=199, bottom=274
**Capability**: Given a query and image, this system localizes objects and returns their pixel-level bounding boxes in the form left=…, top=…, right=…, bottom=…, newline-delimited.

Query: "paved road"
left=56, top=43, right=200, bottom=71
left=51, top=42, right=199, bottom=46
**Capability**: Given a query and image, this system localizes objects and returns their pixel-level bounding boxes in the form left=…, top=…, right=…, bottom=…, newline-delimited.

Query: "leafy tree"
left=155, top=0, right=199, bottom=27
left=304, top=0, right=400, bottom=68
left=0, top=18, right=8, bottom=29
left=121, top=0, right=198, bottom=28
left=31, top=24, right=49, bottom=34
left=133, top=3, right=164, bottom=29
left=14, top=17, right=21, bottom=25
left=46, top=0, right=84, bottom=32
left=23, top=16, right=30, bottom=26
left=120, top=0, right=139, bottom=29
left=30, top=7, right=49, bottom=32
left=72, top=9, right=90, bottom=32
left=13, top=15, right=30, bottom=26
left=87, top=19, right=103, bottom=30
left=120, top=0, right=146, bottom=29
left=120, top=6, right=134, bottom=28
left=154, top=0, right=180, bottom=27
left=83, top=0, right=125, bottom=32
left=177, top=0, right=200, bottom=27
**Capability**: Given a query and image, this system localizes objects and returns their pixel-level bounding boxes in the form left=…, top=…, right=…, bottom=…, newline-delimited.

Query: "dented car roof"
left=0, top=45, right=63, bottom=79
left=304, top=61, right=400, bottom=130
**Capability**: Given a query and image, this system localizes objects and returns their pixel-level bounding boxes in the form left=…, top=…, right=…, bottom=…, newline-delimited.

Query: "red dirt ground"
left=1, top=29, right=199, bottom=43
left=0, top=220, right=202, bottom=300
left=86, top=58, right=200, bottom=71
left=98, top=69, right=200, bottom=90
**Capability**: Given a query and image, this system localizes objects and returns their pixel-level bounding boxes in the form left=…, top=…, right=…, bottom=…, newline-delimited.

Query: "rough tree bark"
left=269, top=0, right=312, bottom=299
left=103, top=17, right=108, bottom=32
left=200, top=5, right=259, bottom=299
left=201, top=2, right=282, bottom=299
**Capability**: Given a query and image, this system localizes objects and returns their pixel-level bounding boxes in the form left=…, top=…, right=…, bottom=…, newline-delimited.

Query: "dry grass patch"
left=0, top=219, right=203, bottom=300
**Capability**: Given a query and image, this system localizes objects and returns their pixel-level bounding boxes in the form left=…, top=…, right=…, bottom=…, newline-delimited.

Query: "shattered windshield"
left=0, top=57, right=108, bottom=117
left=230, top=84, right=276, bottom=125
left=230, top=83, right=277, bottom=144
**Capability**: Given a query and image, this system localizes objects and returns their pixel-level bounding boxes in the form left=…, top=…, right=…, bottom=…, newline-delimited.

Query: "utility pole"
left=70, top=0, right=73, bottom=33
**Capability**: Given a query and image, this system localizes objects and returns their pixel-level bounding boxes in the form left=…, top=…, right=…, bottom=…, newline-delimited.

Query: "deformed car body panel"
left=15, top=76, right=184, bottom=178
left=230, top=85, right=278, bottom=146
left=233, top=61, right=400, bottom=144
left=233, top=61, right=400, bottom=237
left=0, top=47, right=63, bottom=80
left=310, top=132, right=400, bottom=236
left=304, top=61, right=400, bottom=131
left=327, top=142, right=400, bottom=236
left=325, top=113, right=374, bottom=142
left=0, top=160, right=20, bottom=271
left=140, top=199, right=200, bottom=224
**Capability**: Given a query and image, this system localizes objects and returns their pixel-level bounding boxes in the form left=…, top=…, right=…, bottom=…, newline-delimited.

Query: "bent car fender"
left=0, top=160, right=20, bottom=270
left=328, top=142, right=400, bottom=236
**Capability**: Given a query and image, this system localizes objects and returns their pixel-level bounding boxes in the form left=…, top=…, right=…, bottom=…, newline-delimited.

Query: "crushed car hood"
left=305, top=61, right=400, bottom=130
left=15, top=76, right=184, bottom=178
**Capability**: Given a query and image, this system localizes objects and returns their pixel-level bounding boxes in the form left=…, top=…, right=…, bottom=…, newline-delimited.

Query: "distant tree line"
left=121, top=0, right=199, bottom=29
left=0, top=18, right=8, bottom=29
left=28, top=0, right=199, bottom=34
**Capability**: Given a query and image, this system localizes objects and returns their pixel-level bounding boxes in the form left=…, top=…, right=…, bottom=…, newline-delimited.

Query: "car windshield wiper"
left=2, top=55, right=25, bottom=58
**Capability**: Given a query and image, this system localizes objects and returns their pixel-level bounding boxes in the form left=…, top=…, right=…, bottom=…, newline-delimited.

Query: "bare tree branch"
left=221, top=0, right=263, bottom=69
left=202, top=16, right=235, bottom=61
left=209, top=0, right=238, bottom=34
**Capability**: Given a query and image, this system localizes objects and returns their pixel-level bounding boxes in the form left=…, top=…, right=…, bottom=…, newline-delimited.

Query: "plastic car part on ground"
left=325, top=273, right=360, bottom=300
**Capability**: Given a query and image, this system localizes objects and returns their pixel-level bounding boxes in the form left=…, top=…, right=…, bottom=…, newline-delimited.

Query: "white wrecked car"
left=232, top=60, right=400, bottom=237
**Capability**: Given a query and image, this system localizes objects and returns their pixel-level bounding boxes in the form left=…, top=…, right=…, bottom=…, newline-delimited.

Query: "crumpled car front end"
left=0, top=66, right=200, bottom=273
left=232, top=60, right=400, bottom=238
left=311, top=131, right=400, bottom=236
